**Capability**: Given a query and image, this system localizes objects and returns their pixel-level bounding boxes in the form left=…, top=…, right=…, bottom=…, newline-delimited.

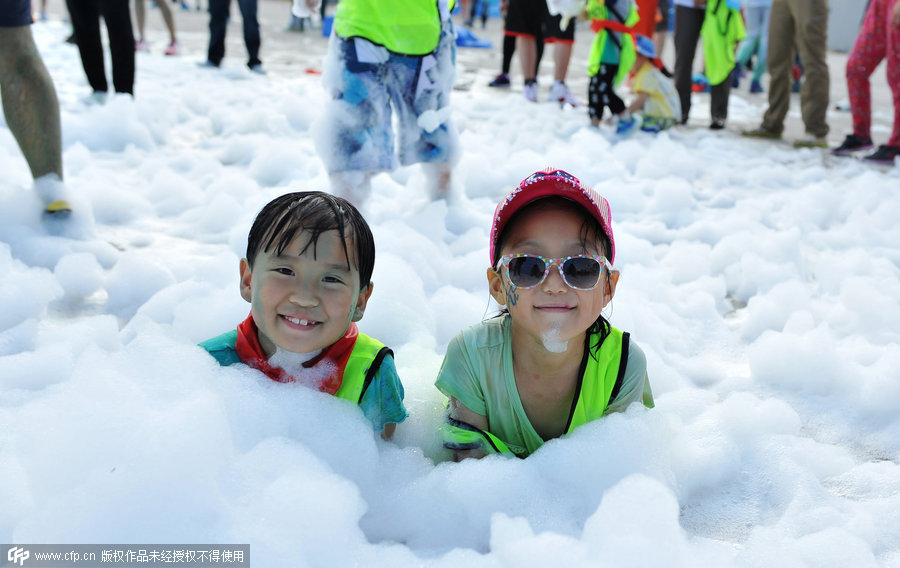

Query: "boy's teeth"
left=287, top=317, right=312, bottom=325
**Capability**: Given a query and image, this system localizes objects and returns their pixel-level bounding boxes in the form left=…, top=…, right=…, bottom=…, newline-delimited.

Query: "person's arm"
left=358, top=354, right=407, bottom=440
left=627, top=91, right=650, bottom=114
left=893, top=0, right=900, bottom=26
left=446, top=397, right=490, bottom=460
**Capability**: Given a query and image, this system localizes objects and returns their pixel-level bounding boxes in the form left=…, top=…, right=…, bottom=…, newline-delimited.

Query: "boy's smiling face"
left=240, top=229, right=372, bottom=357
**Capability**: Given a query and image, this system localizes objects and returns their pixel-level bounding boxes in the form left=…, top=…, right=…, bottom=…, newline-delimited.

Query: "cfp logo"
left=7, top=547, right=29, bottom=566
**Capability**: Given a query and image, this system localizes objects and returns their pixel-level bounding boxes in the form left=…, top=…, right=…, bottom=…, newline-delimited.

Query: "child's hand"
left=894, top=0, right=900, bottom=26
left=306, top=0, right=318, bottom=10
left=693, top=0, right=705, bottom=7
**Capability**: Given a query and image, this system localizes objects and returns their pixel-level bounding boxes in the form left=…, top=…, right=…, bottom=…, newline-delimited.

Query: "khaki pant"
left=762, top=0, right=830, bottom=137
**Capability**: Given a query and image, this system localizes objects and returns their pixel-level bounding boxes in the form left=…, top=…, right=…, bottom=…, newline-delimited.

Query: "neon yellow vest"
left=586, top=0, right=640, bottom=87
left=334, top=0, right=443, bottom=56
left=701, top=0, right=746, bottom=86
left=335, top=334, right=391, bottom=404
left=442, top=326, right=629, bottom=457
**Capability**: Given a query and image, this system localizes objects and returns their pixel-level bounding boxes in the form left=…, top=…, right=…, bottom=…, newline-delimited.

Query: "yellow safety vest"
left=442, top=327, right=630, bottom=457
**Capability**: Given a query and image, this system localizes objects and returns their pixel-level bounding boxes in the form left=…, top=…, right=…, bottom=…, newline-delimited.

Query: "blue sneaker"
left=750, top=79, right=763, bottom=93
left=616, top=115, right=636, bottom=135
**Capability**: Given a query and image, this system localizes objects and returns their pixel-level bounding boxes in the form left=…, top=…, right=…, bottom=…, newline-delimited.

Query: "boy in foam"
left=436, top=169, right=653, bottom=459
left=201, top=191, right=407, bottom=439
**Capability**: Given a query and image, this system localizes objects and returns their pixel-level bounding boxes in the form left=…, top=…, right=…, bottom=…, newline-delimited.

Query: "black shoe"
left=831, top=133, right=874, bottom=156
left=710, top=118, right=726, bottom=130
left=862, top=145, right=900, bottom=165
left=488, top=73, right=511, bottom=88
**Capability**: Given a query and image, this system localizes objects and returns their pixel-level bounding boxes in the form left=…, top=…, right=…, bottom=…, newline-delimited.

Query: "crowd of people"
left=1, top=0, right=898, bottom=222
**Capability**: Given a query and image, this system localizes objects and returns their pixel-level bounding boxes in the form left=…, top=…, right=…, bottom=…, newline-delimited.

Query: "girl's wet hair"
left=246, top=191, right=375, bottom=288
left=493, top=196, right=614, bottom=354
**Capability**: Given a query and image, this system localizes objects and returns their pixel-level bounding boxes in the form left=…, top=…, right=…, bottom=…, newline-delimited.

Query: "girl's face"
left=488, top=202, right=618, bottom=350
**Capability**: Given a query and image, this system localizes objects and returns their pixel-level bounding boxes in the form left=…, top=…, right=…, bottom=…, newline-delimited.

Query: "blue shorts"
left=0, top=0, right=32, bottom=27
left=318, top=23, right=458, bottom=174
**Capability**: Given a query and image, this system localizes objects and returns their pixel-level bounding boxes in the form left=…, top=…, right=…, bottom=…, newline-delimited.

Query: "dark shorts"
left=655, top=0, right=670, bottom=32
left=0, top=0, right=32, bottom=27
left=505, top=0, right=575, bottom=42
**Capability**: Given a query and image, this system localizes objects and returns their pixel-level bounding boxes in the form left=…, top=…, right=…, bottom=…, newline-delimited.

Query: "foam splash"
left=269, top=348, right=336, bottom=390
left=541, top=326, right=568, bottom=353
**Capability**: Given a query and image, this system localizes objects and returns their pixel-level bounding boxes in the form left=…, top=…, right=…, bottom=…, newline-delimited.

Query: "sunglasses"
left=496, top=253, right=612, bottom=291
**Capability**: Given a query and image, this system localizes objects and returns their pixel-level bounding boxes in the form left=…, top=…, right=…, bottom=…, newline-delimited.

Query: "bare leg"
left=155, top=0, right=178, bottom=43
left=134, top=0, right=146, bottom=40
left=553, top=42, right=572, bottom=83
left=0, top=26, right=63, bottom=181
left=422, top=161, right=452, bottom=200
left=654, top=30, right=667, bottom=59
left=517, top=36, right=537, bottom=81
left=329, top=171, right=373, bottom=207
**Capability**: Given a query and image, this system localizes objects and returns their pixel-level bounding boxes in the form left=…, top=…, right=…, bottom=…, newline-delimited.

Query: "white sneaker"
left=523, top=82, right=538, bottom=102
left=549, top=81, right=581, bottom=108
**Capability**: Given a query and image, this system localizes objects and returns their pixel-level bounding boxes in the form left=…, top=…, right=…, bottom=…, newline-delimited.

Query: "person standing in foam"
left=436, top=169, right=654, bottom=459
left=200, top=192, right=407, bottom=440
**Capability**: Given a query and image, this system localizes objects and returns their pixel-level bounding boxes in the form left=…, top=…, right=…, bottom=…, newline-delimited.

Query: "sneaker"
left=488, top=73, right=511, bottom=88
left=710, top=118, right=726, bottom=130
left=135, top=38, right=150, bottom=52
left=615, top=115, right=637, bottom=135
left=831, top=134, right=874, bottom=156
left=549, top=81, right=581, bottom=108
left=742, top=126, right=782, bottom=140
left=249, top=63, right=266, bottom=75
left=793, top=133, right=828, bottom=148
left=862, top=145, right=900, bottom=165
left=749, top=79, right=764, bottom=93
left=164, top=41, right=180, bottom=56
left=523, top=81, right=538, bottom=102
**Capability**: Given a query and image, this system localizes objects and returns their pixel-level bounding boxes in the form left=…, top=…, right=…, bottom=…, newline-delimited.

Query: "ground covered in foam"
left=1, top=18, right=899, bottom=568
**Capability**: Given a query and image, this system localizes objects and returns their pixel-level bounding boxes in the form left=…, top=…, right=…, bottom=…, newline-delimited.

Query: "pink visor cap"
left=489, top=168, right=616, bottom=265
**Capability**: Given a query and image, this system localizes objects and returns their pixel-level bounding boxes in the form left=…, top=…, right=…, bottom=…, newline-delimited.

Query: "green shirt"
left=435, top=315, right=653, bottom=457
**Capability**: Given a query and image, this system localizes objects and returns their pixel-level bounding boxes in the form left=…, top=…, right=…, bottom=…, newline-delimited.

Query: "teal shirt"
left=200, top=330, right=407, bottom=432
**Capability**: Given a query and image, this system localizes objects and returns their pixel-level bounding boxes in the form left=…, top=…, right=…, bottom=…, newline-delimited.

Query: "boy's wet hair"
left=493, top=196, right=614, bottom=354
left=246, top=191, right=375, bottom=288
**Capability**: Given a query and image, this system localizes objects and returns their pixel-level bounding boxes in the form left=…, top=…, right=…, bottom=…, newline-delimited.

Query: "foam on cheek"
left=541, top=325, right=568, bottom=353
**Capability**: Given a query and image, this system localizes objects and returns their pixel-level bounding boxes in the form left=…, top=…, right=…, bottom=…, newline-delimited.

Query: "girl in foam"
left=435, top=168, right=654, bottom=459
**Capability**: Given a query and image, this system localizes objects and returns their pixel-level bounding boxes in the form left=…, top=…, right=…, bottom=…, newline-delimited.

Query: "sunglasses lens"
left=562, top=257, right=602, bottom=289
left=507, top=256, right=546, bottom=288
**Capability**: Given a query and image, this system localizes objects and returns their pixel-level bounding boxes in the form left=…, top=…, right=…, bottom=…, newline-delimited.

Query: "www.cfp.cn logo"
left=7, top=547, right=29, bottom=566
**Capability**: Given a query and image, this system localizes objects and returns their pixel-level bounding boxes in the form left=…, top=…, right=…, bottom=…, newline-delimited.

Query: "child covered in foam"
left=201, top=191, right=406, bottom=439
left=436, top=168, right=653, bottom=459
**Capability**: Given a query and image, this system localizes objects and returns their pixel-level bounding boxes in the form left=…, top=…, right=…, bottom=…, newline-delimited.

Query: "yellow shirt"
left=632, top=63, right=680, bottom=120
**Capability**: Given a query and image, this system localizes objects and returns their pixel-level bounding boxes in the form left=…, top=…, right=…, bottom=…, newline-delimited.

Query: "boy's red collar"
left=234, top=314, right=358, bottom=394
